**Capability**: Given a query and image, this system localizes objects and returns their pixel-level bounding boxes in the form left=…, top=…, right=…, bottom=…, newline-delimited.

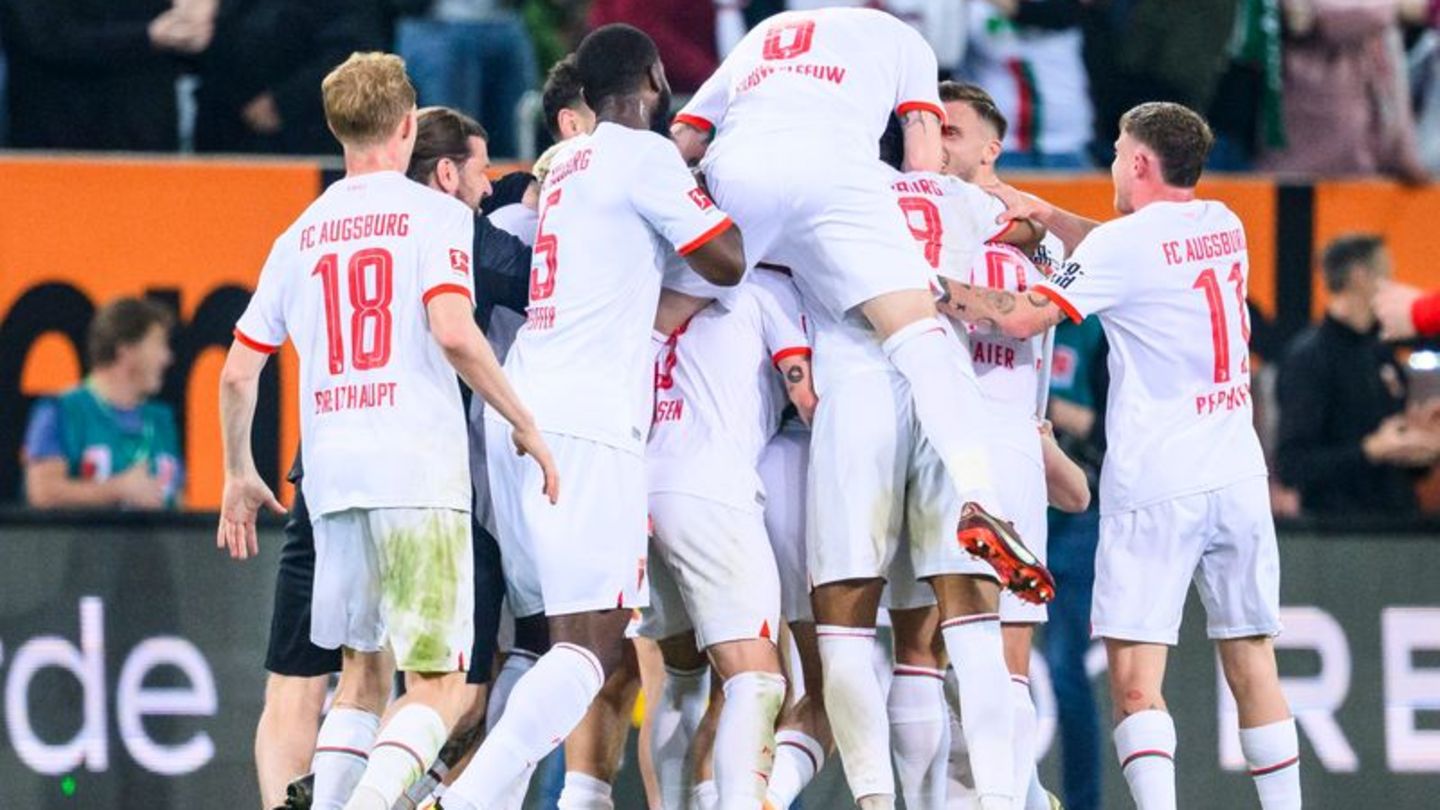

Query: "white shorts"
left=1093, top=476, right=1282, bottom=645
left=640, top=493, right=782, bottom=649
left=704, top=151, right=932, bottom=320
left=758, top=420, right=812, bottom=624
left=808, top=371, right=983, bottom=592
left=311, top=507, right=473, bottom=673
left=487, top=420, right=649, bottom=616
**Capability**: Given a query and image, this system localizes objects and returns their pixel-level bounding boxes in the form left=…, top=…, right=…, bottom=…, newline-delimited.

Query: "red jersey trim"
left=987, top=218, right=1018, bottom=244
left=771, top=346, right=812, bottom=368
left=233, top=328, right=280, bottom=354
left=677, top=217, right=734, bottom=256
left=672, top=113, right=715, bottom=132
left=1033, top=285, right=1081, bottom=324
left=896, top=101, right=946, bottom=124
left=1413, top=289, right=1440, bottom=336
left=422, top=283, right=473, bottom=307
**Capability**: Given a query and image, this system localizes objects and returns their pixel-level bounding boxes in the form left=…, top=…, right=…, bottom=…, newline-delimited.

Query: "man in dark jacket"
left=1276, top=234, right=1440, bottom=516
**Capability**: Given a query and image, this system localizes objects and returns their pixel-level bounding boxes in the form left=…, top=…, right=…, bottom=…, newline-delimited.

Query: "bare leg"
left=255, top=673, right=329, bottom=809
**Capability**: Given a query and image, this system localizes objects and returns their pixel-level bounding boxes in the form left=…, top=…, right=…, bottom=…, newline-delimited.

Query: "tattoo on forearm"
left=1026, top=292, right=1051, bottom=309
left=982, top=288, right=1017, bottom=314
left=785, top=365, right=806, bottom=384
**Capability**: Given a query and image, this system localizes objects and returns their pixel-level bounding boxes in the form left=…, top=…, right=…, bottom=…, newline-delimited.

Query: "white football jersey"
left=810, top=170, right=1001, bottom=395
left=1035, top=200, right=1267, bottom=513
left=235, top=171, right=476, bottom=518
left=493, top=122, right=734, bottom=455
left=677, top=7, right=944, bottom=163
left=964, top=242, right=1044, bottom=414
left=649, top=269, right=810, bottom=511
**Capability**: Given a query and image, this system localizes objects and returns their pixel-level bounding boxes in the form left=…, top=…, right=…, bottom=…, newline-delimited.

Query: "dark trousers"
left=1041, top=508, right=1103, bottom=810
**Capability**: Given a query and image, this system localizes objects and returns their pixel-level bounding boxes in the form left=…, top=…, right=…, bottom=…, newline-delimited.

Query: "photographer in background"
left=22, top=297, right=183, bottom=510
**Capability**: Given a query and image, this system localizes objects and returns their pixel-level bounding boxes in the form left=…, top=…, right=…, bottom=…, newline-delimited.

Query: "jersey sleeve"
left=234, top=235, right=291, bottom=353
left=675, top=58, right=731, bottom=133
left=1033, top=225, right=1128, bottom=323
left=750, top=270, right=811, bottom=365
left=21, top=399, right=65, bottom=462
left=420, top=199, right=478, bottom=307
left=893, top=23, right=945, bottom=122
left=629, top=135, right=734, bottom=256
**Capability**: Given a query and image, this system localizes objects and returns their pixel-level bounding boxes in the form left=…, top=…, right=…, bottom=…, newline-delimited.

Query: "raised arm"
left=939, top=281, right=1068, bottom=340
left=984, top=182, right=1099, bottom=256
left=427, top=292, right=559, bottom=503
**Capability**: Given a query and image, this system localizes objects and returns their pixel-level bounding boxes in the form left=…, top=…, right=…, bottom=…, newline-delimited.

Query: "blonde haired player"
left=947, top=102, right=1301, bottom=810
left=217, top=52, right=556, bottom=810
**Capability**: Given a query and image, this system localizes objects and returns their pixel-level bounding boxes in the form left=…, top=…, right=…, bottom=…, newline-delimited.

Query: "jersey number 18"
left=312, top=248, right=394, bottom=375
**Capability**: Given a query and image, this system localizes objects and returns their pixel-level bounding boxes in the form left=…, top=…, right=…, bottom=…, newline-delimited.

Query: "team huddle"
left=218, top=7, right=1302, bottom=810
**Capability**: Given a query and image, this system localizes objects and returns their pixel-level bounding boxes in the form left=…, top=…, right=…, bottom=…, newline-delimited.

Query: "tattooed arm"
left=938, top=280, right=1067, bottom=340
left=776, top=353, right=818, bottom=425
left=901, top=108, right=945, bottom=174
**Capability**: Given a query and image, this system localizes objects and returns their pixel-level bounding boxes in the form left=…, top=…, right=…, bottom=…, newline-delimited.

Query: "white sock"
left=882, top=319, right=999, bottom=506
left=497, top=761, right=538, bottom=810
left=1240, top=718, right=1301, bottom=810
left=888, top=665, right=949, bottom=810
left=486, top=651, right=538, bottom=733
left=816, top=625, right=894, bottom=802
left=311, top=707, right=380, bottom=810
left=396, top=760, right=447, bottom=810
left=940, top=614, right=1013, bottom=808
left=1010, top=676, right=1049, bottom=810
left=344, top=704, right=449, bottom=810
left=765, top=729, right=824, bottom=809
left=692, top=779, right=719, bottom=810
left=556, top=770, right=615, bottom=810
left=1113, top=710, right=1177, bottom=810
left=444, top=643, right=605, bottom=810
left=714, top=671, right=787, bottom=809
left=651, top=665, right=709, bottom=810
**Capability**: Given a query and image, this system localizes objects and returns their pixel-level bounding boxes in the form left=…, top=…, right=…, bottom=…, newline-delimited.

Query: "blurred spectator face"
left=121, top=323, right=174, bottom=397
left=941, top=99, right=1001, bottom=183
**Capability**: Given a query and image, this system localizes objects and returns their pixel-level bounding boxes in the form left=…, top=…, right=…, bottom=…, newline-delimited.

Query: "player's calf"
left=888, top=606, right=949, bottom=810
left=1218, top=637, right=1300, bottom=810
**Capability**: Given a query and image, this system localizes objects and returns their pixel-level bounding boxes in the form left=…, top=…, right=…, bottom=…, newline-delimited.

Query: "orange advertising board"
left=0, top=156, right=319, bottom=508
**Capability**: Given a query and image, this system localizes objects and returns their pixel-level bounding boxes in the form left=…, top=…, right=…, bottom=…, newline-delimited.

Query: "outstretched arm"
left=939, top=280, right=1068, bottom=340
left=984, top=182, right=1099, bottom=256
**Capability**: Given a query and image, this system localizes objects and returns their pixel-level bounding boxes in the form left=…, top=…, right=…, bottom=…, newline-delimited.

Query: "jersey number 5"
left=313, top=248, right=393, bottom=375
left=1193, top=263, right=1250, bottom=384
left=532, top=188, right=563, bottom=301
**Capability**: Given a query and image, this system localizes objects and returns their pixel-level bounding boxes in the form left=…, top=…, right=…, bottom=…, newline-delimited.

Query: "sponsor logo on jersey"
left=449, top=248, right=470, bottom=276
left=688, top=188, right=714, bottom=211
left=1052, top=260, right=1083, bottom=289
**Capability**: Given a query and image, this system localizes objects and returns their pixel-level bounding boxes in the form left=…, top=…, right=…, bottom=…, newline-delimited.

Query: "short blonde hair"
left=322, top=52, right=417, bottom=145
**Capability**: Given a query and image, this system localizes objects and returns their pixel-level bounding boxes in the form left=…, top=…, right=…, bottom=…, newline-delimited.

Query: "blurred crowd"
left=6, top=0, right=1440, bottom=177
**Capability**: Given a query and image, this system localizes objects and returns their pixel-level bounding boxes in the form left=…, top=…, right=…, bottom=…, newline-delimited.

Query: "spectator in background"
left=587, top=0, right=718, bottom=93
left=787, top=0, right=969, bottom=73
left=1276, top=235, right=1440, bottom=516
left=1042, top=314, right=1107, bottom=810
left=965, top=0, right=1093, bottom=169
left=22, top=297, right=183, bottom=510
left=1258, top=0, right=1429, bottom=182
left=0, top=0, right=214, bottom=151
left=192, top=0, right=386, bottom=154
left=1206, top=0, right=1285, bottom=171
left=395, top=0, right=537, bottom=158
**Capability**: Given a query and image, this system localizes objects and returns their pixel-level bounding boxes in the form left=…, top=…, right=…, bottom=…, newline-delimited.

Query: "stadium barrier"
left=0, top=510, right=1437, bottom=808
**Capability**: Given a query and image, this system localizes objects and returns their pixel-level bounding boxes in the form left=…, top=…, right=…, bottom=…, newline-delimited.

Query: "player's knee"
left=1111, top=681, right=1164, bottom=718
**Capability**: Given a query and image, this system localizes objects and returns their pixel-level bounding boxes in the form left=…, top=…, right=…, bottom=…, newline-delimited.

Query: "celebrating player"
left=945, top=102, right=1301, bottom=810
left=217, top=53, right=556, bottom=810
left=437, top=25, right=745, bottom=810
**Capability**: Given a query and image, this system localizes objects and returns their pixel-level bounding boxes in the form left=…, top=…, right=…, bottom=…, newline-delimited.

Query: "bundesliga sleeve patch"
left=450, top=248, right=471, bottom=276
left=688, top=188, right=714, bottom=211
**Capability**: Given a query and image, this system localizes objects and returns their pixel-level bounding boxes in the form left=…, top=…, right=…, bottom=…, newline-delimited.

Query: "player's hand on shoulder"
left=511, top=424, right=560, bottom=505
left=217, top=470, right=284, bottom=561
left=983, top=180, right=1051, bottom=226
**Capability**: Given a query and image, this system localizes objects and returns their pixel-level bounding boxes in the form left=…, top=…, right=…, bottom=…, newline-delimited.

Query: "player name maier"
left=314, top=381, right=398, bottom=414
left=300, top=213, right=411, bottom=250
left=1161, top=228, right=1248, bottom=266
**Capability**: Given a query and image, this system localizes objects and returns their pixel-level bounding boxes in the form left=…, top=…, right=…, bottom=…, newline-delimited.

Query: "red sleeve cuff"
left=896, top=101, right=946, bottom=124
left=986, top=219, right=1017, bottom=244
left=1033, top=285, right=1082, bottom=324
left=673, top=113, right=715, bottom=132
left=1413, top=289, right=1440, bottom=336
left=678, top=217, right=734, bottom=256
left=423, top=283, right=474, bottom=306
left=771, top=346, right=812, bottom=368
left=233, top=328, right=280, bottom=354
